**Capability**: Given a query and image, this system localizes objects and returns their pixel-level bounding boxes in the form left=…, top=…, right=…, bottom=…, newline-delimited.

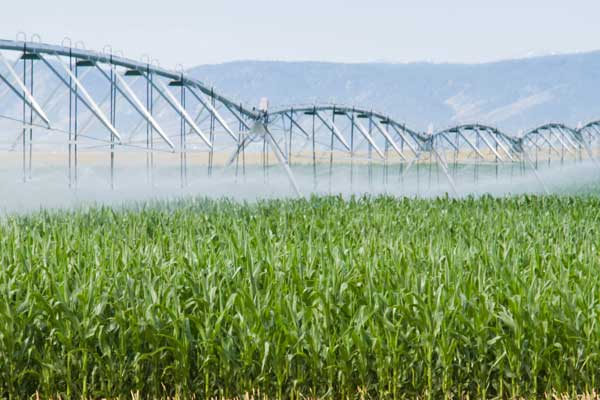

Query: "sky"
left=2, top=0, right=599, bottom=69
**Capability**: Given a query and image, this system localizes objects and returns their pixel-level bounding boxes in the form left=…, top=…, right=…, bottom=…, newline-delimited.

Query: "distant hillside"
left=189, top=52, right=600, bottom=133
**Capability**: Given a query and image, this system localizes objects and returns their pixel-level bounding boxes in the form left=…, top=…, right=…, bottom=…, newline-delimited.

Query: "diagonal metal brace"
left=0, top=53, right=51, bottom=128
left=187, top=87, right=238, bottom=142
left=40, top=54, right=122, bottom=141
left=315, top=111, right=351, bottom=151
left=94, top=64, right=175, bottom=150
left=348, top=115, right=385, bottom=159
left=145, top=74, right=212, bottom=148
left=372, top=118, right=407, bottom=161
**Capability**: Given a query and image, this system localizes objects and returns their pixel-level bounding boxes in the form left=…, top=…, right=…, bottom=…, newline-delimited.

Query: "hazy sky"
left=2, top=0, right=598, bottom=68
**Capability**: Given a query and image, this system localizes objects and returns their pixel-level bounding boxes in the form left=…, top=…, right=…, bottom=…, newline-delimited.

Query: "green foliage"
left=1, top=195, right=600, bottom=398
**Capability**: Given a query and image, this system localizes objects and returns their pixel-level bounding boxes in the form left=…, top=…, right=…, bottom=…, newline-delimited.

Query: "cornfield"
left=1, top=195, right=600, bottom=399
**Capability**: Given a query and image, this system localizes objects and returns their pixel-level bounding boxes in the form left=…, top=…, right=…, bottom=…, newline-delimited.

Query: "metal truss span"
left=0, top=38, right=598, bottom=198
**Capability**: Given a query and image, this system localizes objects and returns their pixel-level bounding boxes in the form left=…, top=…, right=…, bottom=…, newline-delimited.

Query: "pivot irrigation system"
left=0, top=36, right=598, bottom=196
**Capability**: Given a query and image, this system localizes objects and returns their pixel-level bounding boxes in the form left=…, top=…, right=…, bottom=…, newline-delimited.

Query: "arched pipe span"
left=0, top=39, right=258, bottom=120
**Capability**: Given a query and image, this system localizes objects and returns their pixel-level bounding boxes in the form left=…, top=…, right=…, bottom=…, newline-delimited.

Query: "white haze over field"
left=0, top=160, right=599, bottom=214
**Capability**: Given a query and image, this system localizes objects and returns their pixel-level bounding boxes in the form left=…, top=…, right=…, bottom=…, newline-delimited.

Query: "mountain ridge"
left=188, top=50, right=600, bottom=133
